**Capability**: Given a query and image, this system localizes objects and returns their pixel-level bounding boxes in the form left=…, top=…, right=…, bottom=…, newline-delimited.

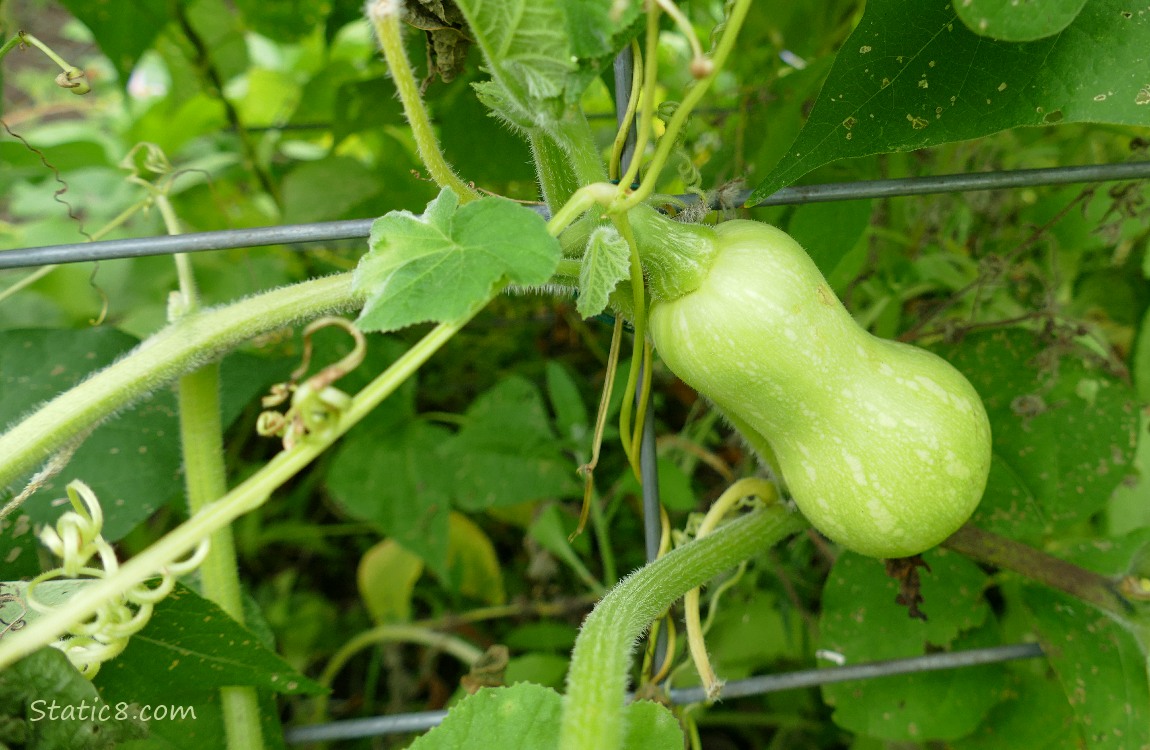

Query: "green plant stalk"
left=368, top=3, right=478, bottom=202
left=552, top=113, right=610, bottom=186
left=0, top=34, right=22, bottom=61
left=557, top=504, right=806, bottom=750
left=0, top=318, right=469, bottom=671
left=620, top=0, right=754, bottom=211
left=614, top=211, right=647, bottom=478
left=17, top=33, right=70, bottom=71
left=943, top=524, right=1133, bottom=618
left=164, top=193, right=265, bottom=750
left=0, top=273, right=362, bottom=514
left=312, top=624, right=484, bottom=721
left=178, top=365, right=263, bottom=750
left=529, top=128, right=582, bottom=212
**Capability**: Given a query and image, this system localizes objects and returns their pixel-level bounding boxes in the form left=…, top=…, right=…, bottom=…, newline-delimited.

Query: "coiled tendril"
left=26, top=480, right=210, bottom=677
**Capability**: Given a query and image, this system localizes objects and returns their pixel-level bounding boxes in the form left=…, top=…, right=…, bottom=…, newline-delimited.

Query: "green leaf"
left=545, top=361, right=590, bottom=445
left=955, top=0, right=1089, bottom=41
left=0, top=512, right=39, bottom=580
left=327, top=421, right=454, bottom=577
left=1022, top=587, right=1150, bottom=750
left=748, top=0, right=1150, bottom=203
left=705, top=592, right=806, bottom=681
left=92, top=583, right=325, bottom=696
left=452, top=0, right=573, bottom=123
left=951, top=671, right=1081, bottom=750
left=281, top=156, right=382, bottom=224
left=358, top=539, right=425, bottom=624
left=233, top=0, right=332, bottom=42
left=58, top=0, right=172, bottom=83
left=937, top=330, right=1139, bottom=542
left=441, top=512, right=506, bottom=604
left=443, top=376, right=580, bottom=510
left=407, top=683, right=682, bottom=749
left=0, top=328, right=180, bottom=541
left=819, top=548, right=1000, bottom=741
left=0, top=330, right=289, bottom=542
left=354, top=189, right=561, bottom=332
left=408, top=683, right=561, bottom=750
left=0, top=648, right=148, bottom=747
left=785, top=199, right=873, bottom=280
left=577, top=224, right=632, bottom=319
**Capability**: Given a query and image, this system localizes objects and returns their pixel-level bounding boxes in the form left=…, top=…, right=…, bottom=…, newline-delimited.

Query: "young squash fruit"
left=642, top=216, right=992, bottom=559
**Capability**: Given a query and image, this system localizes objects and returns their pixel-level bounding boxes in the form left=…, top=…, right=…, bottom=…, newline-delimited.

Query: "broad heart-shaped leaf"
left=748, top=0, right=1150, bottom=204
left=1021, top=587, right=1150, bottom=750
left=327, top=420, right=455, bottom=579
left=441, top=376, right=581, bottom=511
left=577, top=224, right=632, bottom=319
left=91, top=583, right=324, bottom=696
left=354, top=189, right=561, bottom=332
left=936, top=329, right=1138, bottom=543
left=0, top=648, right=148, bottom=746
left=407, top=683, right=682, bottom=750
left=58, top=0, right=172, bottom=84
left=951, top=670, right=1081, bottom=750
left=955, top=0, right=1090, bottom=41
left=0, top=328, right=289, bottom=542
left=819, top=548, right=1001, bottom=741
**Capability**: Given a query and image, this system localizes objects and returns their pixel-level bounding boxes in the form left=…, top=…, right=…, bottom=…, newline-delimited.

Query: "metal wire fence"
left=2, top=160, right=1149, bottom=270
left=3, top=38, right=1145, bottom=750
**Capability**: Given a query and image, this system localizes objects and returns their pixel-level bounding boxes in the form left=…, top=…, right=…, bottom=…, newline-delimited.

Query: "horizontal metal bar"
left=669, top=641, right=1043, bottom=704
left=285, top=709, right=449, bottom=744
left=282, top=641, right=1044, bottom=744
left=2, top=161, right=1147, bottom=271
left=750, top=160, right=1150, bottom=206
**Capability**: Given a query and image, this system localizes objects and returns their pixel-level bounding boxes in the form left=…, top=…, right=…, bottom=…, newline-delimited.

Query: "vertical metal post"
left=613, top=43, right=667, bottom=671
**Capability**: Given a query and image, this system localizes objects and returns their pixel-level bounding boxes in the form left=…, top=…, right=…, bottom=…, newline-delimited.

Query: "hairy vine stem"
left=0, top=318, right=470, bottom=671
left=557, top=504, right=806, bottom=750
left=0, top=273, right=363, bottom=511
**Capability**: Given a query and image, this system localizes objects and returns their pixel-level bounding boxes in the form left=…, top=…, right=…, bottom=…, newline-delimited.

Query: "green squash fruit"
left=646, top=219, right=991, bottom=559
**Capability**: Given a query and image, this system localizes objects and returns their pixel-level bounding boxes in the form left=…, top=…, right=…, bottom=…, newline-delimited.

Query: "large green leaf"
left=407, top=683, right=682, bottom=749
left=354, top=189, right=561, bottom=332
left=951, top=671, right=1081, bottom=750
left=0, top=329, right=288, bottom=544
left=818, top=548, right=1000, bottom=741
left=92, top=583, right=324, bottom=696
left=58, top=0, right=172, bottom=84
left=0, top=648, right=148, bottom=747
left=955, top=0, right=1090, bottom=42
left=327, top=421, right=455, bottom=577
left=748, top=0, right=1150, bottom=203
left=442, top=376, right=580, bottom=511
left=1022, top=587, right=1150, bottom=750
left=938, top=329, right=1138, bottom=543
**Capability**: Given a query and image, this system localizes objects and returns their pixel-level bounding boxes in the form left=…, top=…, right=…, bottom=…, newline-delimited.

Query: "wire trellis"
left=1, top=161, right=1148, bottom=270
left=283, top=643, right=1045, bottom=744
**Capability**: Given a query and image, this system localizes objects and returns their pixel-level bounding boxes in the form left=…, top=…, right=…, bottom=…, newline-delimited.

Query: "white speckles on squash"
left=647, top=219, right=992, bottom=559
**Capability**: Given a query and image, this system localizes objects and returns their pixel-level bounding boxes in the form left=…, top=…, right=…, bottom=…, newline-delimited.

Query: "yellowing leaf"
left=442, top=512, right=506, bottom=605
left=357, top=539, right=425, bottom=625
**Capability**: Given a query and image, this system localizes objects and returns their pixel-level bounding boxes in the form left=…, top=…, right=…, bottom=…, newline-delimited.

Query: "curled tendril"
left=258, top=317, right=366, bottom=449
left=27, top=480, right=210, bottom=678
